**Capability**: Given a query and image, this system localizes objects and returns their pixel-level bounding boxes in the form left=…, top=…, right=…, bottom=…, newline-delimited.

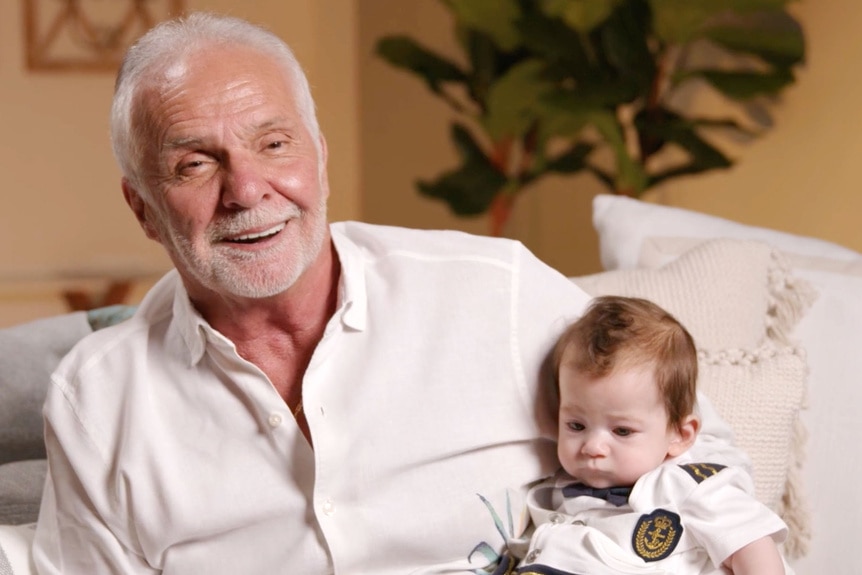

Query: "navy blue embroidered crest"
left=631, top=509, right=683, bottom=562
left=679, top=463, right=726, bottom=483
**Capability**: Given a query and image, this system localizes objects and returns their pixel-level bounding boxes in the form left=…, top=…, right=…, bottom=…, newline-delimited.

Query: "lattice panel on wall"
left=24, top=0, right=184, bottom=72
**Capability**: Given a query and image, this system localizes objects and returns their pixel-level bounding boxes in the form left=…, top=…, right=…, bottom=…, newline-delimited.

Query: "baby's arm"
left=723, top=535, right=785, bottom=575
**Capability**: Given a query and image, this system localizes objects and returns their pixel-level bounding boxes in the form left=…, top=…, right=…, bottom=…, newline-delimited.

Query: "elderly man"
left=33, top=12, right=743, bottom=574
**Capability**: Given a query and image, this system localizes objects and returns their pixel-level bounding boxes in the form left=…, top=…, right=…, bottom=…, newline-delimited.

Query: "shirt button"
left=525, top=549, right=541, bottom=563
left=549, top=512, right=564, bottom=524
left=268, top=413, right=283, bottom=428
left=322, top=499, right=336, bottom=516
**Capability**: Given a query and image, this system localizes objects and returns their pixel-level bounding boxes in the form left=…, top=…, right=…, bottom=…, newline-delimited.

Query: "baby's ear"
left=668, top=415, right=700, bottom=457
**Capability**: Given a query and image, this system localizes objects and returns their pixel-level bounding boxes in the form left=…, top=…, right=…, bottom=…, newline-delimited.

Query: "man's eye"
left=614, top=428, right=632, bottom=437
left=262, top=138, right=289, bottom=152
left=566, top=422, right=585, bottom=432
left=175, top=155, right=211, bottom=177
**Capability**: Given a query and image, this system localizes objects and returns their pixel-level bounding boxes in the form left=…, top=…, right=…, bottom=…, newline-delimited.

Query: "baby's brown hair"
left=553, top=296, right=698, bottom=430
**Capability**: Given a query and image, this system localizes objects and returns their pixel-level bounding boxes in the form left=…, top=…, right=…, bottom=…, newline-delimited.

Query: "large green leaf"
left=651, top=0, right=798, bottom=44
left=517, top=5, right=593, bottom=78
left=638, top=112, right=734, bottom=187
left=417, top=124, right=507, bottom=215
left=599, top=0, right=656, bottom=95
left=539, top=142, right=594, bottom=177
left=375, top=36, right=467, bottom=94
left=449, top=0, right=522, bottom=52
left=528, top=142, right=595, bottom=181
left=704, top=11, right=805, bottom=68
left=455, top=27, right=503, bottom=109
left=692, top=0, right=793, bottom=11
left=538, top=0, right=622, bottom=33
left=483, top=59, right=555, bottom=141
left=526, top=139, right=594, bottom=183
left=455, top=24, right=537, bottom=112
left=535, top=85, right=635, bottom=144
left=649, top=1, right=715, bottom=44
left=694, top=69, right=796, bottom=99
left=635, top=105, right=757, bottom=160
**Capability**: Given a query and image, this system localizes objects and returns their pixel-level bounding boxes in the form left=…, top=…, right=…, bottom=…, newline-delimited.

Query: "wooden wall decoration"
left=24, top=0, right=185, bottom=72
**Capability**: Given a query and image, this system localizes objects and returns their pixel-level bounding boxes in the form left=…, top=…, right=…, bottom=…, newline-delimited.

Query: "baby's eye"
left=613, top=427, right=633, bottom=437
left=566, top=422, right=585, bottom=432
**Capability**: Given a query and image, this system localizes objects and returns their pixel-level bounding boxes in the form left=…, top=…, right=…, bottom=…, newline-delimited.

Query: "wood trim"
left=23, top=0, right=184, bottom=72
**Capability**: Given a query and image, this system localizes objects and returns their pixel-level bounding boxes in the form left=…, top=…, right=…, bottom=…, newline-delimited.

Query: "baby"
left=517, top=295, right=789, bottom=574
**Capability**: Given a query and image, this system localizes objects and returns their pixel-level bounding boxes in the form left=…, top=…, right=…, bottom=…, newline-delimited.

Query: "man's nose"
left=221, top=155, right=269, bottom=209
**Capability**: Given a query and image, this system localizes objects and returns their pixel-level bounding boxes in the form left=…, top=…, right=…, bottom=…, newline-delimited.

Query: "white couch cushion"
left=0, top=312, right=91, bottom=465
left=592, top=194, right=862, bottom=271
left=0, top=523, right=35, bottom=575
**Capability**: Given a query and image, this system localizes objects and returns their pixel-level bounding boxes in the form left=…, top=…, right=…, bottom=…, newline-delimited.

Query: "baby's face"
left=556, top=365, right=686, bottom=488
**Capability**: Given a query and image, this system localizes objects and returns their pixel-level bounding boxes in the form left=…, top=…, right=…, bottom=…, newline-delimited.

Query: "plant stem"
left=489, top=193, right=514, bottom=238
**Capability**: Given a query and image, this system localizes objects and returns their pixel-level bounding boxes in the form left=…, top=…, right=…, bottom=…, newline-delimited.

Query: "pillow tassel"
left=778, top=409, right=812, bottom=559
left=766, top=250, right=818, bottom=346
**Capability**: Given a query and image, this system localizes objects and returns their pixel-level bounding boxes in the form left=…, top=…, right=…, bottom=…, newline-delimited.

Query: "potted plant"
left=376, top=0, right=805, bottom=236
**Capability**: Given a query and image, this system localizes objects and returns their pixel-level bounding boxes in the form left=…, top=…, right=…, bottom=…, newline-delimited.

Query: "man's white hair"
left=110, top=12, right=320, bottom=199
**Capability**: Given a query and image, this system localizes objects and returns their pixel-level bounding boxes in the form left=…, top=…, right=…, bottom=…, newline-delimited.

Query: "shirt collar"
left=170, top=273, right=212, bottom=366
left=331, top=223, right=367, bottom=332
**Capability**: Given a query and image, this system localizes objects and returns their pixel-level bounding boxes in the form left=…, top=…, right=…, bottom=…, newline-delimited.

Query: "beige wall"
left=359, top=0, right=862, bottom=278
left=2, top=0, right=859, bottom=325
left=0, top=0, right=359, bottom=326
left=652, top=0, right=862, bottom=250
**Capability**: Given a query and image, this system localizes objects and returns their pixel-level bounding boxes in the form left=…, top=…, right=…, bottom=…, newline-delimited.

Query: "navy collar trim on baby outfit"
left=562, top=482, right=632, bottom=506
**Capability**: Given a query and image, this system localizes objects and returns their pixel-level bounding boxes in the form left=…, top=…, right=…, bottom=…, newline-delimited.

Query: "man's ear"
left=122, top=179, right=161, bottom=242
left=668, top=414, right=700, bottom=458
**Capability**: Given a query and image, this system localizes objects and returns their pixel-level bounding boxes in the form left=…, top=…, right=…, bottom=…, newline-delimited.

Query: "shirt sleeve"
left=678, top=465, right=787, bottom=566
left=33, top=380, right=159, bottom=575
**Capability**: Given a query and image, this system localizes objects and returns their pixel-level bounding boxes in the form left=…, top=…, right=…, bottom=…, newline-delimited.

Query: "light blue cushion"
left=0, top=313, right=91, bottom=464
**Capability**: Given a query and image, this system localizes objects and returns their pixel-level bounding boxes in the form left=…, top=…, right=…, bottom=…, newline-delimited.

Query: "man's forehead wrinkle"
left=163, top=136, right=204, bottom=152
left=158, top=114, right=293, bottom=163
left=159, top=75, right=271, bottom=119
left=139, top=49, right=301, bottom=160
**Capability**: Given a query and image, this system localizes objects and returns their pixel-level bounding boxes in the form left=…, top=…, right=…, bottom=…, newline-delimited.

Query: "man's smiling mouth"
left=226, top=223, right=286, bottom=244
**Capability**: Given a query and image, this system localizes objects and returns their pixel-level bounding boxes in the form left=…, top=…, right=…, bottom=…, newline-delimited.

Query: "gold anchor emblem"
left=632, top=510, right=682, bottom=562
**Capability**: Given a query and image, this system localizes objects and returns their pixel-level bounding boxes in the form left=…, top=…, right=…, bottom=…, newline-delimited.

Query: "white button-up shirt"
left=33, top=222, right=735, bottom=574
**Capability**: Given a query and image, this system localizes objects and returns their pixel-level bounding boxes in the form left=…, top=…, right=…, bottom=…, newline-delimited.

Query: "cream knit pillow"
left=572, top=238, right=814, bottom=556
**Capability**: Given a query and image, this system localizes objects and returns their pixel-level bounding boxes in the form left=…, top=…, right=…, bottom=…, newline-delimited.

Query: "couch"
left=1, top=196, right=859, bottom=573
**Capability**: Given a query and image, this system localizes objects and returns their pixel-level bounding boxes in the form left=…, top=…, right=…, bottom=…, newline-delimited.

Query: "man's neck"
left=192, top=237, right=341, bottom=346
